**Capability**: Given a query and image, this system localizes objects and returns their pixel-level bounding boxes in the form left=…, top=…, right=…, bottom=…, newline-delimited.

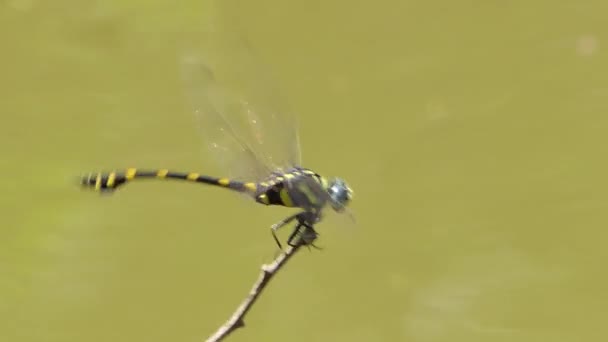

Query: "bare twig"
left=205, top=228, right=313, bottom=342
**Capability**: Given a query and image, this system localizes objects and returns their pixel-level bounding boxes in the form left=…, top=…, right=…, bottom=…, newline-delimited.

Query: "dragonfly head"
left=327, top=178, right=353, bottom=212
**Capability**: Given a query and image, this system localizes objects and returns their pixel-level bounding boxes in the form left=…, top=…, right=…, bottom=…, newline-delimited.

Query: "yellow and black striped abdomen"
left=80, top=168, right=258, bottom=194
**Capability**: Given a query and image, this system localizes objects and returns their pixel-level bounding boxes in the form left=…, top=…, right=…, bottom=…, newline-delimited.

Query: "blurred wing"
left=181, top=57, right=271, bottom=182
left=180, top=12, right=302, bottom=182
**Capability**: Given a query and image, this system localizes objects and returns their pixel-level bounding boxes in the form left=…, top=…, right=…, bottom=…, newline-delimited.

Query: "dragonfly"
left=80, top=25, right=354, bottom=249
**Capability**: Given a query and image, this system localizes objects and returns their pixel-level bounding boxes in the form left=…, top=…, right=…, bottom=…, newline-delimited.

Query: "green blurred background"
left=2, top=0, right=608, bottom=341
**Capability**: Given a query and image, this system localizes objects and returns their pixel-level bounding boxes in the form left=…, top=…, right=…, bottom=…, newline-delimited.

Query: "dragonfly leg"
left=271, top=212, right=301, bottom=249
left=287, top=220, right=319, bottom=249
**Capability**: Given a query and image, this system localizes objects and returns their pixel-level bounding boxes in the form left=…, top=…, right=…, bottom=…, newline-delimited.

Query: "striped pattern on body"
left=81, top=168, right=257, bottom=194
left=80, top=167, right=329, bottom=209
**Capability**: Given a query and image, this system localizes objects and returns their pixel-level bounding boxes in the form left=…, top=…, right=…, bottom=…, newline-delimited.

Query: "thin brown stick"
left=205, top=236, right=309, bottom=342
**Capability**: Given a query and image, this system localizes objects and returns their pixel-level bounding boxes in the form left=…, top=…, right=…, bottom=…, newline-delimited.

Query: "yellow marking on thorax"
left=319, top=177, right=329, bottom=189
left=218, top=178, right=230, bottom=186
left=258, top=193, right=269, bottom=204
left=126, top=168, right=137, bottom=180
left=297, top=182, right=321, bottom=206
left=260, top=182, right=269, bottom=187
left=284, top=174, right=295, bottom=180
left=94, top=173, right=102, bottom=190
left=157, top=169, right=169, bottom=178
left=107, top=172, right=116, bottom=187
left=279, top=188, right=295, bottom=207
left=187, top=173, right=199, bottom=180
left=275, top=176, right=284, bottom=182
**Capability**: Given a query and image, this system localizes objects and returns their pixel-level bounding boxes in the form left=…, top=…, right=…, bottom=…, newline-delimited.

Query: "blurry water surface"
left=1, top=0, right=607, bottom=341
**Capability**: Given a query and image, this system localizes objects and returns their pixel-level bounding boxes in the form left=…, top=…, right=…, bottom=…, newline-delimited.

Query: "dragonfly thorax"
left=254, top=168, right=353, bottom=217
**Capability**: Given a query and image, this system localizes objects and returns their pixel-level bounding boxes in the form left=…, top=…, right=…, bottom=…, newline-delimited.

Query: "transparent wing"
left=181, top=57, right=271, bottom=182
left=180, top=10, right=302, bottom=182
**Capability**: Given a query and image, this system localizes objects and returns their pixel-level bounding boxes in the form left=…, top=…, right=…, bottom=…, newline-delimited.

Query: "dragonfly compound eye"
left=328, top=178, right=353, bottom=211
